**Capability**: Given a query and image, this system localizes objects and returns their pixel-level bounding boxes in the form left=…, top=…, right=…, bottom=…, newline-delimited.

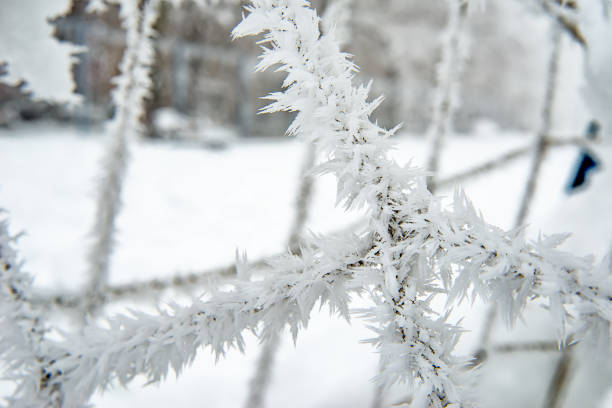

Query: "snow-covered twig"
left=540, top=0, right=587, bottom=47
left=244, top=331, right=281, bottom=408
left=0, top=214, right=64, bottom=407
left=426, top=0, right=470, bottom=193
left=287, top=144, right=318, bottom=253
left=85, top=0, right=161, bottom=315
left=515, top=26, right=562, bottom=228
left=232, top=2, right=611, bottom=404
left=49, top=236, right=368, bottom=407
left=480, top=35, right=571, bottom=372
left=544, top=349, right=573, bottom=408
left=436, top=135, right=590, bottom=190
left=319, top=0, right=353, bottom=46
left=32, top=257, right=270, bottom=310
left=537, top=25, right=577, bottom=403
left=177, top=0, right=242, bottom=6
left=244, top=144, right=318, bottom=408
left=245, top=3, right=354, bottom=406
left=492, top=340, right=560, bottom=353
left=31, top=134, right=587, bottom=313
left=88, top=0, right=242, bottom=13
left=474, top=27, right=565, bottom=367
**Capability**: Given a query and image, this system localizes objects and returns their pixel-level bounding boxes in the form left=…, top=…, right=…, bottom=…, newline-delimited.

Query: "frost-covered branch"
left=540, top=0, right=587, bottom=47
left=439, top=192, right=612, bottom=337
left=535, top=24, right=578, bottom=404
left=245, top=3, right=355, bottom=406
left=32, top=257, right=270, bottom=310
left=426, top=0, right=470, bottom=193
left=47, top=236, right=367, bottom=407
left=234, top=0, right=469, bottom=402
left=473, top=25, right=566, bottom=365
left=87, top=0, right=242, bottom=13
left=245, top=144, right=318, bottom=408
left=515, top=25, right=562, bottom=227
left=36, top=135, right=588, bottom=314
left=85, top=0, right=161, bottom=314
left=287, top=144, right=318, bottom=253
left=319, top=0, right=353, bottom=46
left=233, top=5, right=469, bottom=401
left=231, top=2, right=611, bottom=404
left=0, top=214, right=64, bottom=407
left=244, top=331, right=281, bottom=408
left=437, top=135, right=590, bottom=189
left=492, top=340, right=560, bottom=353
left=284, top=0, right=355, bottom=270
left=544, top=349, right=573, bottom=408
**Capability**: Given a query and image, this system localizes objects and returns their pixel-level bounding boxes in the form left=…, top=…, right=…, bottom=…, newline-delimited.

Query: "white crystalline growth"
left=0, top=0, right=80, bottom=103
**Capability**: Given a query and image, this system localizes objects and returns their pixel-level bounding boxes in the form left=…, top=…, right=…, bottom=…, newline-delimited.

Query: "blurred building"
left=2, top=0, right=551, bottom=137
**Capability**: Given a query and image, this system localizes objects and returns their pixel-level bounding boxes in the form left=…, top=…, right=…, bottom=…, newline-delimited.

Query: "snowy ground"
left=1, top=123, right=611, bottom=407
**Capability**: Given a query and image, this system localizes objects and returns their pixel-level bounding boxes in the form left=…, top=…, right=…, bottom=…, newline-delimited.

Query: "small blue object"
left=567, top=151, right=599, bottom=191
left=566, top=120, right=601, bottom=193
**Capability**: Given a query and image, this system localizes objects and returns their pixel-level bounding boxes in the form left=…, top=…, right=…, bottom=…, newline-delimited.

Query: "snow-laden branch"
left=441, top=191, right=612, bottom=338
left=287, top=144, right=318, bottom=253
left=232, top=1, right=611, bottom=404
left=245, top=3, right=355, bottom=406
left=0, top=215, right=64, bottom=407
left=31, top=257, right=268, bottom=310
left=515, top=25, right=562, bottom=227
left=48, top=234, right=368, bottom=407
left=30, top=134, right=587, bottom=313
left=539, top=0, right=587, bottom=46
left=246, top=106, right=317, bottom=408
left=319, top=0, right=353, bottom=46
left=231, top=1, right=471, bottom=403
left=285, top=0, right=353, bottom=252
left=85, top=0, right=161, bottom=314
left=244, top=331, right=280, bottom=408
left=87, top=0, right=242, bottom=13
left=425, top=0, right=470, bottom=193
left=436, top=135, right=591, bottom=190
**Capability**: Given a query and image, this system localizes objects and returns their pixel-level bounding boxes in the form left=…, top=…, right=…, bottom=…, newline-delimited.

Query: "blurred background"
left=1, top=0, right=584, bottom=139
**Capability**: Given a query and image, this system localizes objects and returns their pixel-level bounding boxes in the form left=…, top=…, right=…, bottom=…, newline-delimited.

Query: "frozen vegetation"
left=1, top=0, right=612, bottom=407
